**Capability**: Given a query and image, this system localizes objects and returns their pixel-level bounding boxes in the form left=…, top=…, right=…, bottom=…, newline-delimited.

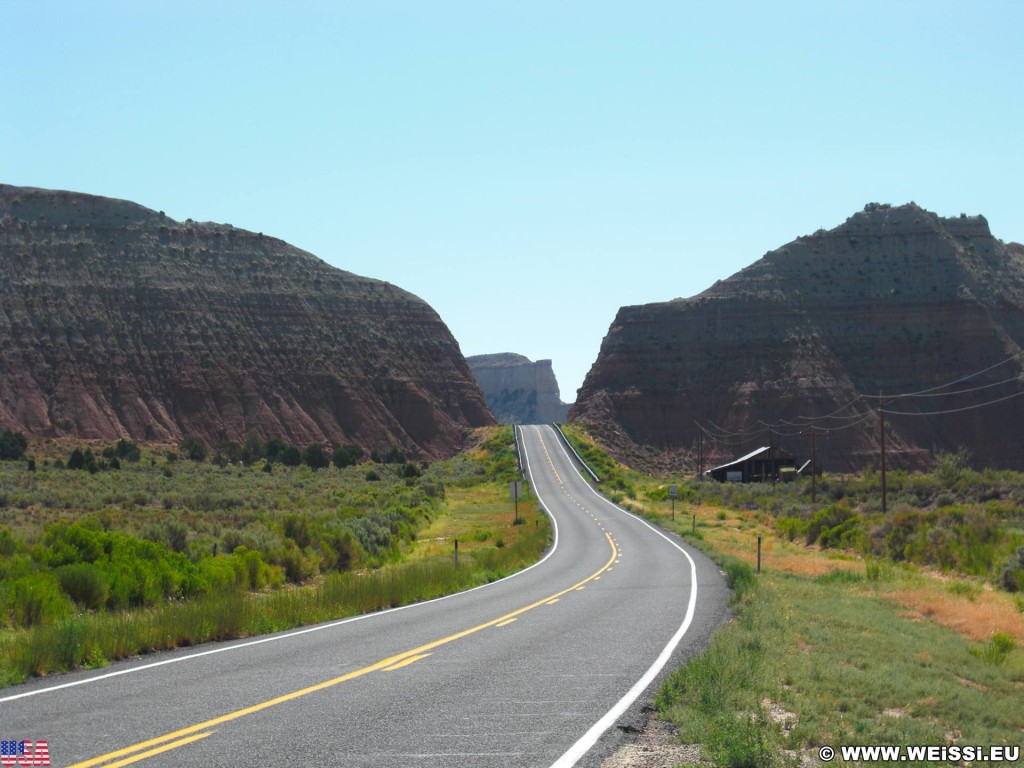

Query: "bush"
left=723, top=557, right=756, bottom=602
left=804, top=503, right=857, bottom=546
left=303, top=443, right=330, bottom=470
left=67, top=447, right=98, bottom=472
left=56, top=562, right=109, bottom=609
left=263, top=438, right=287, bottom=462
left=0, top=429, right=28, bottom=461
left=0, top=526, right=20, bottom=558
left=970, top=631, right=1017, bottom=666
left=999, top=546, right=1024, bottom=592
left=935, top=447, right=971, bottom=488
left=6, top=573, right=73, bottom=627
left=282, top=446, right=302, bottom=467
left=179, top=435, right=208, bottom=462
left=332, top=444, right=364, bottom=468
left=33, top=521, right=209, bottom=611
left=116, top=439, right=141, bottom=462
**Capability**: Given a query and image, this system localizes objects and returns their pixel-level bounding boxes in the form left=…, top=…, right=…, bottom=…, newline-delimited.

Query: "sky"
left=4, top=1, right=1023, bottom=402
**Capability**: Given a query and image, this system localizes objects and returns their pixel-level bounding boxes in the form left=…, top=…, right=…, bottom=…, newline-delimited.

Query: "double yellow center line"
left=69, top=532, right=619, bottom=768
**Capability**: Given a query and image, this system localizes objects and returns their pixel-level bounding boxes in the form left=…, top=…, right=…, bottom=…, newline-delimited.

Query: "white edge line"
left=543, top=425, right=699, bottom=768
left=0, top=430, right=560, bottom=705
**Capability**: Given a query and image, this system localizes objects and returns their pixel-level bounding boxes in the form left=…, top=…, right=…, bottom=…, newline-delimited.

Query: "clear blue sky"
left=5, top=1, right=1023, bottom=402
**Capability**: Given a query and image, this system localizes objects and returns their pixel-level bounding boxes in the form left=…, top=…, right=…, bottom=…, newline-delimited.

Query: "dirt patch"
left=598, top=715, right=705, bottom=768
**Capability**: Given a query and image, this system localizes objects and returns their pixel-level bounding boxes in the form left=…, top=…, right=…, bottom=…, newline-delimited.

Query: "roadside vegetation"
left=0, top=427, right=548, bottom=686
left=562, top=425, right=1024, bottom=768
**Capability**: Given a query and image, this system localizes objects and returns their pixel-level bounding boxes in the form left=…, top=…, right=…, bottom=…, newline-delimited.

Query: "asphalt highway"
left=1, top=425, right=729, bottom=768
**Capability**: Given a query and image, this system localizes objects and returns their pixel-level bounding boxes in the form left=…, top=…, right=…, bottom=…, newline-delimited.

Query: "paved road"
left=1, top=425, right=728, bottom=768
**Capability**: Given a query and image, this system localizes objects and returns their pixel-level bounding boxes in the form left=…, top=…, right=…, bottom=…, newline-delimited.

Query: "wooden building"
left=706, top=446, right=797, bottom=483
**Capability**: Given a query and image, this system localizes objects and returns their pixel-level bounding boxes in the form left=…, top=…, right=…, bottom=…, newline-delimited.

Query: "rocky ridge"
left=466, top=353, right=569, bottom=424
left=0, top=184, right=493, bottom=457
left=571, top=203, right=1024, bottom=472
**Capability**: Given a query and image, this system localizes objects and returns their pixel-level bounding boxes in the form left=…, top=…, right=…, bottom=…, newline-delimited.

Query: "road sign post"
left=509, top=481, right=522, bottom=525
left=668, top=484, right=678, bottom=520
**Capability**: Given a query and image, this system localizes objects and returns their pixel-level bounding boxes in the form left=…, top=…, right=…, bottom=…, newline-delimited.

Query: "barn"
left=706, top=446, right=797, bottom=483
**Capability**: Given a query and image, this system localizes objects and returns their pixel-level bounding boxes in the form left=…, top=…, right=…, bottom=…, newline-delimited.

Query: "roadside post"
left=509, top=480, right=522, bottom=525
left=668, top=484, right=678, bottom=520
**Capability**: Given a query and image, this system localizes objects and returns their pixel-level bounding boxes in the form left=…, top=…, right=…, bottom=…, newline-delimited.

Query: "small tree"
left=67, top=448, right=86, bottom=470
left=264, top=437, right=287, bottom=463
left=303, top=443, right=330, bottom=470
left=241, top=433, right=264, bottom=465
left=179, top=436, right=208, bottom=462
left=116, top=438, right=141, bottom=462
left=0, top=429, right=28, bottom=461
left=384, top=446, right=406, bottom=465
left=282, top=446, right=302, bottom=467
left=332, top=444, right=364, bottom=469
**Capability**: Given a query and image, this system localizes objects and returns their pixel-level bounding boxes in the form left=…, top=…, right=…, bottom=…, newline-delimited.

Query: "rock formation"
left=0, top=184, right=493, bottom=457
left=467, top=354, right=569, bottom=424
left=571, top=203, right=1024, bottom=472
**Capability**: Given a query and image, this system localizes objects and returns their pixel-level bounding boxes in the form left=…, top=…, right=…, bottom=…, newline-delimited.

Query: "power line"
left=860, top=350, right=1024, bottom=400
left=881, top=387, right=1024, bottom=416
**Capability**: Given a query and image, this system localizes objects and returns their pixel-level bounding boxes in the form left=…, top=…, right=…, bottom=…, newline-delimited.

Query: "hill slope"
left=571, top=203, right=1024, bottom=471
left=0, top=184, right=493, bottom=457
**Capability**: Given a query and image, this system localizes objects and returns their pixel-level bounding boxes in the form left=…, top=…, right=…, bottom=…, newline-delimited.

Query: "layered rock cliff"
left=571, top=203, right=1024, bottom=472
left=466, top=353, right=569, bottom=424
left=0, top=184, right=493, bottom=457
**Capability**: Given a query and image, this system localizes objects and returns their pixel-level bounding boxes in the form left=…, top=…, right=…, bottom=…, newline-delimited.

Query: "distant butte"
left=0, top=184, right=494, bottom=458
left=571, top=203, right=1024, bottom=472
left=467, top=353, right=569, bottom=425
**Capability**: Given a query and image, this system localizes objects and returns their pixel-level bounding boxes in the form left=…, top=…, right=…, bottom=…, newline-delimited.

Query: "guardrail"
left=551, top=423, right=601, bottom=483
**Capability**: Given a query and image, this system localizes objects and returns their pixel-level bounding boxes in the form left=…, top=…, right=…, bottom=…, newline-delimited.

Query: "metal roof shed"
left=706, top=446, right=796, bottom=483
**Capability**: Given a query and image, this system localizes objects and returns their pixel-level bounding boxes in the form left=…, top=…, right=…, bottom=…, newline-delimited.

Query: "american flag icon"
left=0, top=740, right=50, bottom=767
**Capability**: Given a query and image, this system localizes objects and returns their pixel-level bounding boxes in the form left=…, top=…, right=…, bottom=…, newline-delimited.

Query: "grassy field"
left=5, top=424, right=1023, bottom=766
left=561, top=426, right=1024, bottom=768
left=0, top=427, right=550, bottom=686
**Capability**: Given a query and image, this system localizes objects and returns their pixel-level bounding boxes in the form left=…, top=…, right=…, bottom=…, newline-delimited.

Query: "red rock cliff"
left=0, top=184, right=494, bottom=457
left=571, top=203, right=1024, bottom=472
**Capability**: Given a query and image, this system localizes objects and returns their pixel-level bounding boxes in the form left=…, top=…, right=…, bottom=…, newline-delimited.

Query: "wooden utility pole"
left=811, top=428, right=818, bottom=503
left=880, top=392, right=887, bottom=514
left=696, top=428, right=704, bottom=480
left=801, top=427, right=826, bottom=503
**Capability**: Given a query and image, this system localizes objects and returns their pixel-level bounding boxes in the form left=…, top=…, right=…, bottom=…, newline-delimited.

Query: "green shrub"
left=776, top=516, right=803, bottom=542
left=723, top=557, right=756, bottom=601
left=7, top=573, right=72, bottom=627
left=804, top=503, right=856, bottom=546
left=264, top=438, right=287, bottom=462
left=0, top=429, right=28, bottom=461
left=935, top=447, right=971, bottom=488
left=0, top=526, right=20, bottom=557
left=303, top=444, right=330, bottom=470
left=332, top=444, right=364, bottom=468
left=969, top=632, right=1016, bottom=666
left=179, top=435, right=208, bottom=462
left=56, top=563, right=109, bottom=609
left=998, top=546, right=1024, bottom=592
left=818, top=515, right=862, bottom=549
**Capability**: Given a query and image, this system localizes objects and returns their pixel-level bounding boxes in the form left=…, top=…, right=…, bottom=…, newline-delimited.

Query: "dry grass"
left=887, top=587, right=1024, bottom=643
left=676, top=501, right=1024, bottom=644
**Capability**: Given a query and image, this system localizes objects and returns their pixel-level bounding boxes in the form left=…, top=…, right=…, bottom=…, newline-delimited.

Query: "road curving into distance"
left=1, top=425, right=729, bottom=768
